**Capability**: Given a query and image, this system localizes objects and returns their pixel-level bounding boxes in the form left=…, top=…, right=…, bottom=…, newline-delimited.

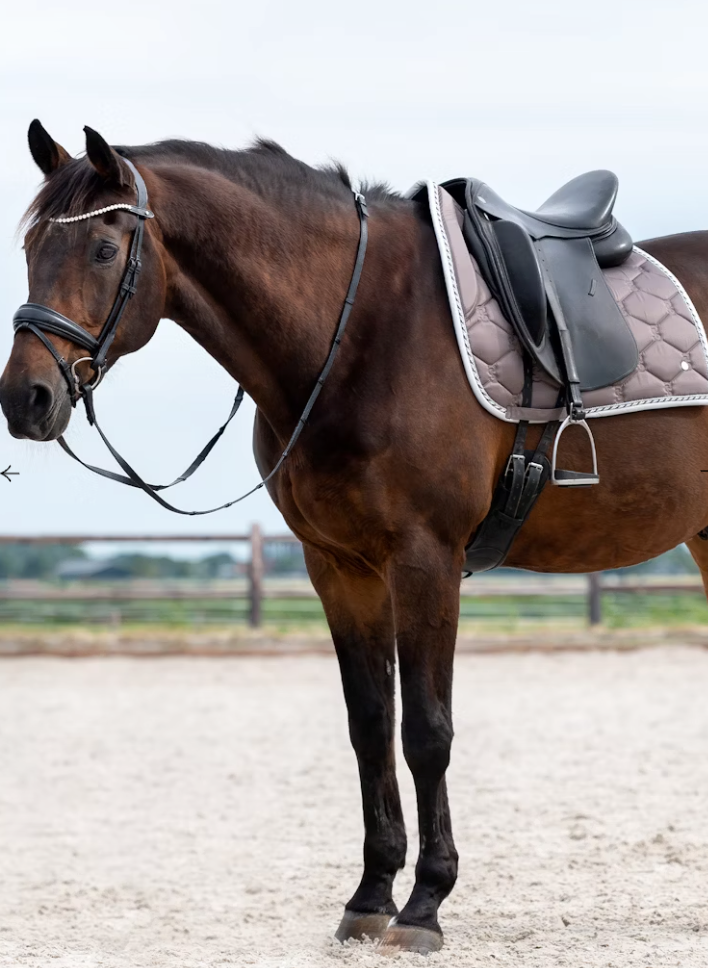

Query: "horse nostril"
left=29, top=382, right=54, bottom=417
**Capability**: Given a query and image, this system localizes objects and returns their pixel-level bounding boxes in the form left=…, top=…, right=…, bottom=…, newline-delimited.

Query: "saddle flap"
left=536, top=236, right=639, bottom=391
left=462, top=206, right=563, bottom=387
left=491, top=220, right=547, bottom=347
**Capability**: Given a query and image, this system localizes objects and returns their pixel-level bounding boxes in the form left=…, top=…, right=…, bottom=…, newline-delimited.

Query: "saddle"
left=441, top=170, right=638, bottom=490
left=423, top=171, right=641, bottom=573
left=442, top=171, right=637, bottom=395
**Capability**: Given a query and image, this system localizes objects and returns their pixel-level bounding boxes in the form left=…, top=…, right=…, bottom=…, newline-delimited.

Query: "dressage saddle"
left=441, top=171, right=638, bottom=399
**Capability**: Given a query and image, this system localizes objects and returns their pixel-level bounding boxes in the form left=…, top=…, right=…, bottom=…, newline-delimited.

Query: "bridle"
left=14, top=158, right=154, bottom=406
left=11, top=158, right=369, bottom=515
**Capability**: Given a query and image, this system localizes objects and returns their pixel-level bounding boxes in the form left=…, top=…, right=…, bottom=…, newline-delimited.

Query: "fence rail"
left=0, top=533, right=704, bottom=628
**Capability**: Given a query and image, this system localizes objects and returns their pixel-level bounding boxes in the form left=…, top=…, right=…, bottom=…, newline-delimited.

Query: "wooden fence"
left=0, top=533, right=704, bottom=628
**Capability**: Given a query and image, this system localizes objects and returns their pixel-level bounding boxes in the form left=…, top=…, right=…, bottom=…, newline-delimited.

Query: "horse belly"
left=503, top=407, right=708, bottom=573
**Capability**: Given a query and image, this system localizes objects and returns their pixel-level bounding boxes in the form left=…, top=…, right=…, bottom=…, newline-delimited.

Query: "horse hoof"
left=335, top=910, right=394, bottom=943
left=378, top=922, right=443, bottom=955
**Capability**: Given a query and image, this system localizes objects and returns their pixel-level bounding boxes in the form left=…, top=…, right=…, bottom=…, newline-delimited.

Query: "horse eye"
left=96, top=243, right=118, bottom=263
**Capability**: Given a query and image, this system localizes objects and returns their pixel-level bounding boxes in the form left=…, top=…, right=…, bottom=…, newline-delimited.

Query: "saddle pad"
left=418, top=180, right=708, bottom=422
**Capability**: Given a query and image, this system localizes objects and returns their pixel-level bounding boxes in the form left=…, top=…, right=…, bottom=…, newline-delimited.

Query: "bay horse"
left=3, top=122, right=708, bottom=954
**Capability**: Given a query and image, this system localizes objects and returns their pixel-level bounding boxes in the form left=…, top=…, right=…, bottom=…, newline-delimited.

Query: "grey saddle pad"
left=415, top=181, right=708, bottom=423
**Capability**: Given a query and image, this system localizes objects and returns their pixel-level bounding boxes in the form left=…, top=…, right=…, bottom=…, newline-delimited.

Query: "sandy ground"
left=1, top=649, right=708, bottom=967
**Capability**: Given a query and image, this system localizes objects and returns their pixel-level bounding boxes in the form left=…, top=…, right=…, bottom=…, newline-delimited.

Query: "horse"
left=3, top=121, right=708, bottom=955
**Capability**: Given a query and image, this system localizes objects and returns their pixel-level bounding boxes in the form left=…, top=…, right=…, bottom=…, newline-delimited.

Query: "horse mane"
left=21, top=137, right=402, bottom=230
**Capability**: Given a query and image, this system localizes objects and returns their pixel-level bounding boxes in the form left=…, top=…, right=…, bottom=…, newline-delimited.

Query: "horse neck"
left=146, top=162, right=367, bottom=436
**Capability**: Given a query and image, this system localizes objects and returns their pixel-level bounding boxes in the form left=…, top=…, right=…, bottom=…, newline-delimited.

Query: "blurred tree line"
left=3, top=540, right=690, bottom=581
left=0, top=542, right=308, bottom=580
left=0, top=543, right=86, bottom=580
left=108, top=552, right=236, bottom=579
left=488, top=545, right=698, bottom=579
left=612, top=545, right=697, bottom=576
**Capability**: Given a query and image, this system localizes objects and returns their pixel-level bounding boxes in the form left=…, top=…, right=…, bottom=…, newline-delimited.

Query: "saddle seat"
left=482, top=169, right=618, bottom=233
left=531, top=170, right=619, bottom=230
left=446, top=170, right=634, bottom=270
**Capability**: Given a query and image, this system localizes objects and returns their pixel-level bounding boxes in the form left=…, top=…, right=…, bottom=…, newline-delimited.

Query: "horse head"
left=0, top=121, right=164, bottom=440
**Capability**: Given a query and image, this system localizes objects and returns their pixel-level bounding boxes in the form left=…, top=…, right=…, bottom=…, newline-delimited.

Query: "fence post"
left=249, top=524, right=264, bottom=627
left=588, top=572, right=602, bottom=626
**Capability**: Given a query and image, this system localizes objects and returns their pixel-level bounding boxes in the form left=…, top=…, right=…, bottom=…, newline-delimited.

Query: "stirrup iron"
left=551, top=413, right=599, bottom=486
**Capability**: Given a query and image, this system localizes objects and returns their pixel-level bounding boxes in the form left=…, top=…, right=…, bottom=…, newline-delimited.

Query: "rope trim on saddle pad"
left=414, top=180, right=708, bottom=424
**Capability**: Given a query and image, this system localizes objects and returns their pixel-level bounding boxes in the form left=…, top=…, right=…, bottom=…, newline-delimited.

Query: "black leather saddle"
left=442, top=171, right=638, bottom=394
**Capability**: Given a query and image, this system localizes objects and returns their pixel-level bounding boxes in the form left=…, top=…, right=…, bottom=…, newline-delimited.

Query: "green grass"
left=0, top=591, right=707, bottom=631
left=601, top=592, right=708, bottom=628
left=459, top=592, right=708, bottom=627
left=0, top=597, right=326, bottom=626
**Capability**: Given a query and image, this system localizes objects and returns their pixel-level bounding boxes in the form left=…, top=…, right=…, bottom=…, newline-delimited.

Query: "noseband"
left=11, top=160, right=369, bottom=515
left=13, top=158, right=154, bottom=406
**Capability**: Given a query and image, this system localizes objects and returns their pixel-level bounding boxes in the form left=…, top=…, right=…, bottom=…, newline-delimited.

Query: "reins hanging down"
left=12, top=161, right=369, bottom=515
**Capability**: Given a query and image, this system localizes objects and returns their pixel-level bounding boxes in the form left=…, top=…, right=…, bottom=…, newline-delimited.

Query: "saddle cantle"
left=441, top=171, right=638, bottom=395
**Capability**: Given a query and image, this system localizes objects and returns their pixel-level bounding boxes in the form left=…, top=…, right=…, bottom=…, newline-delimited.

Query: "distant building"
left=56, top=559, right=134, bottom=581
left=264, top=541, right=307, bottom=576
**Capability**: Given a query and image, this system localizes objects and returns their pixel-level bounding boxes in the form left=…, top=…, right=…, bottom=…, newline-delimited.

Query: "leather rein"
left=12, top=160, right=369, bottom=515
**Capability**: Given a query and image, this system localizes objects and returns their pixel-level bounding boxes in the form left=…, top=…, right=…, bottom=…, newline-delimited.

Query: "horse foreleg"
left=379, top=540, right=460, bottom=954
left=304, top=546, right=406, bottom=943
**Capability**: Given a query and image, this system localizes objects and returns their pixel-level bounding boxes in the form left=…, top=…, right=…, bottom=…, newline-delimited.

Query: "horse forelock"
left=21, top=158, right=125, bottom=235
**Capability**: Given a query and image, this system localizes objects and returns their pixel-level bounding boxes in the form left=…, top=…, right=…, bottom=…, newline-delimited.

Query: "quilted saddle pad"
left=417, top=180, right=708, bottom=423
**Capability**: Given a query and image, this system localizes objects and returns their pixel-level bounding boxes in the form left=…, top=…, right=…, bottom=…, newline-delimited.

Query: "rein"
left=12, top=162, right=369, bottom=515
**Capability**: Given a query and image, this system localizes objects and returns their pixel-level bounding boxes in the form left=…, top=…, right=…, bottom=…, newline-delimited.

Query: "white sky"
left=1, top=0, right=707, bottom=540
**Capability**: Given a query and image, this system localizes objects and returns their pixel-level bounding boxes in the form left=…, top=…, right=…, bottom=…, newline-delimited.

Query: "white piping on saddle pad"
left=419, top=179, right=505, bottom=421
left=412, top=178, right=708, bottom=423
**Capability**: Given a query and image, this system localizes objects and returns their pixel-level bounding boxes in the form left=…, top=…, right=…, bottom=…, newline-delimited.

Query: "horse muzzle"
left=0, top=369, right=71, bottom=440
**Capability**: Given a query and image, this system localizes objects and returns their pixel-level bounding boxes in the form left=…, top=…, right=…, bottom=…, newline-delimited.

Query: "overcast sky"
left=1, top=0, right=707, bottom=545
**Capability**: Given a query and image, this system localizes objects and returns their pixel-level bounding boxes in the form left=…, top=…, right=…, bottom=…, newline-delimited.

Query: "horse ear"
left=28, top=120, right=71, bottom=175
left=84, top=126, right=132, bottom=187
